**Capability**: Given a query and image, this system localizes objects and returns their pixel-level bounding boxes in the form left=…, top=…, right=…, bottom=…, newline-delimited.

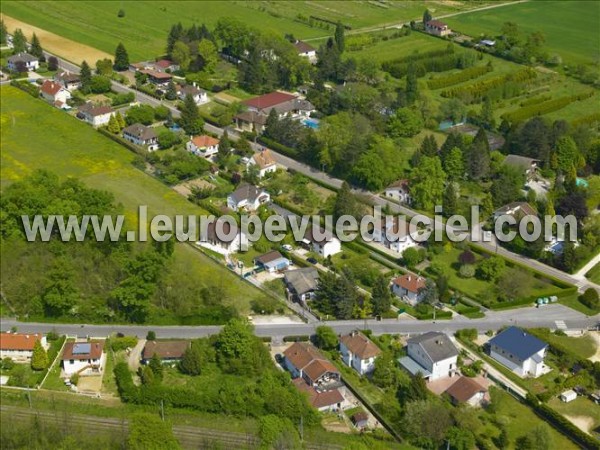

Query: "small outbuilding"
left=560, top=389, right=577, bottom=403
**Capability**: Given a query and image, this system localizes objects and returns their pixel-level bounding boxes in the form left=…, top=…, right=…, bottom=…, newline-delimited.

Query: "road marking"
left=555, top=320, right=567, bottom=330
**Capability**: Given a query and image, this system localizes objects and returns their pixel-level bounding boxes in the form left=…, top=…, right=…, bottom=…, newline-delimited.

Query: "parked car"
left=282, top=244, right=293, bottom=251
left=307, top=257, right=318, bottom=264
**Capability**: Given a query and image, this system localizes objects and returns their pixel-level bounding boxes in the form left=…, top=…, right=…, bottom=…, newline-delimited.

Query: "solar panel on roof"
left=72, top=343, right=91, bottom=354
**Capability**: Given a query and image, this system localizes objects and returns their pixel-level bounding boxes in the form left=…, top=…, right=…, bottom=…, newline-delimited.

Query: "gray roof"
left=8, top=52, right=38, bottom=63
left=230, top=184, right=266, bottom=204
left=398, top=356, right=432, bottom=377
left=489, top=326, right=547, bottom=361
left=123, top=123, right=157, bottom=141
left=284, top=267, right=319, bottom=295
left=408, top=332, right=458, bottom=363
left=503, top=154, right=538, bottom=171
left=179, top=84, right=206, bottom=96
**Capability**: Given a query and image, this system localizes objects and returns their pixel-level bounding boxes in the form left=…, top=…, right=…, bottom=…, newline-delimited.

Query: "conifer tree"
left=114, top=42, right=130, bottom=71
left=30, top=33, right=43, bottom=59
left=31, top=340, right=49, bottom=370
left=80, top=60, right=92, bottom=93
left=107, top=114, right=120, bottom=134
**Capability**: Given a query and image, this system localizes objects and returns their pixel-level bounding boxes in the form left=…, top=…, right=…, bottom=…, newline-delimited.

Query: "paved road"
left=2, top=305, right=597, bottom=339
left=44, top=50, right=600, bottom=295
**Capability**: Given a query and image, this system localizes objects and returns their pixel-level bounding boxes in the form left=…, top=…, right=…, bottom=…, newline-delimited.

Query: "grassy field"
left=549, top=396, right=600, bottom=435
left=586, top=263, right=600, bottom=284
left=0, top=1, right=491, bottom=61
left=0, top=86, right=259, bottom=316
left=444, top=0, right=600, bottom=66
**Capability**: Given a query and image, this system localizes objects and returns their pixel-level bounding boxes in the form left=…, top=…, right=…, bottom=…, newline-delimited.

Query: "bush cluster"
left=427, top=64, right=492, bottom=90
left=502, top=92, right=595, bottom=124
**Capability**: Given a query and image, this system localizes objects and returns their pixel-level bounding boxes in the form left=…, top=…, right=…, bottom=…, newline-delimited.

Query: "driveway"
left=128, top=339, right=146, bottom=372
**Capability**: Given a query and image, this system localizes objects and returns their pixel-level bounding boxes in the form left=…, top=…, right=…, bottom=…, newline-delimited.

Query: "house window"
left=69, top=359, right=74, bottom=364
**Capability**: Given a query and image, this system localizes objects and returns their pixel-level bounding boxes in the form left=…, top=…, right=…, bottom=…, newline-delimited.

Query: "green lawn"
left=1, top=86, right=261, bottom=318
left=559, top=293, right=600, bottom=317
left=548, top=396, right=600, bottom=434
left=528, top=329, right=597, bottom=360
left=444, top=1, right=600, bottom=66
left=586, top=263, right=600, bottom=285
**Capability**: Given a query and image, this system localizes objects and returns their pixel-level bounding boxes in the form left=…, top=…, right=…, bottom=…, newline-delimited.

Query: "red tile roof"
left=62, top=341, right=104, bottom=360
left=41, top=80, right=64, bottom=96
left=143, top=340, right=190, bottom=360
left=445, top=376, right=486, bottom=403
left=154, top=59, right=175, bottom=68
left=284, top=342, right=339, bottom=382
left=427, top=20, right=448, bottom=29
left=243, top=91, right=297, bottom=110
left=251, top=149, right=276, bottom=169
left=141, top=69, right=173, bottom=80
left=0, top=333, right=43, bottom=351
left=292, top=378, right=344, bottom=408
left=393, top=274, right=426, bottom=293
left=340, top=332, right=381, bottom=360
left=294, top=40, right=315, bottom=54
left=191, top=135, right=220, bottom=148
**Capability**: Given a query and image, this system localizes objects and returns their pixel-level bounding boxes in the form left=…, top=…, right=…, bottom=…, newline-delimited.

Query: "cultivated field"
left=444, top=0, right=600, bottom=66
left=2, top=0, right=496, bottom=61
left=0, top=86, right=259, bottom=315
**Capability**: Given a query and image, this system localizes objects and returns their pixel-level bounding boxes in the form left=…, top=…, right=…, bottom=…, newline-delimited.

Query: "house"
left=178, top=84, right=209, bottom=105
left=40, top=80, right=71, bottom=107
left=339, top=331, right=382, bottom=375
left=560, top=389, right=577, bottom=403
left=351, top=411, right=369, bottom=430
left=492, top=202, right=537, bottom=221
left=292, top=378, right=345, bottom=412
left=384, top=180, right=411, bottom=205
left=234, top=110, right=269, bottom=133
left=503, top=155, right=539, bottom=179
left=247, top=149, right=277, bottom=178
left=7, top=53, right=39, bottom=71
left=372, top=216, right=420, bottom=255
left=0, top=332, right=48, bottom=362
left=399, top=332, right=459, bottom=381
left=186, top=135, right=220, bottom=159
left=392, top=274, right=426, bottom=305
left=140, top=69, right=173, bottom=85
left=302, top=227, right=341, bottom=259
left=142, top=340, right=190, bottom=364
left=480, top=39, right=496, bottom=47
left=254, top=250, right=290, bottom=272
left=54, top=71, right=81, bottom=91
left=284, top=267, right=319, bottom=303
left=122, top=123, right=159, bottom=151
left=293, top=40, right=317, bottom=63
left=445, top=376, right=488, bottom=407
left=199, top=218, right=249, bottom=256
left=425, top=20, right=451, bottom=37
left=77, top=103, right=115, bottom=127
left=62, top=341, right=106, bottom=376
left=227, top=184, right=270, bottom=212
left=284, top=342, right=341, bottom=386
left=488, top=326, right=548, bottom=378
left=153, top=59, right=179, bottom=72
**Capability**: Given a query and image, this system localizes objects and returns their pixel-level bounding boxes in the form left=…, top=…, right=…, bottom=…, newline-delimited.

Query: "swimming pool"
left=302, top=118, right=320, bottom=129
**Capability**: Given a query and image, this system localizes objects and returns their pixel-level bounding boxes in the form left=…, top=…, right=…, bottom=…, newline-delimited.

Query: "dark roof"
left=235, top=110, right=268, bottom=126
left=243, top=91, right=297, bottom=110
left=8, top=52, right=38, bottom=63
left=255, top=250, right=284, bottom=265
left=284, top=268, right=319, bottom=295
left=445, top=376, right=486, bottom=403
left=351, top=411, right=369, bottom=424
left=55, top=71, right=80, bottom=83
left=62, top=341, right=104, bottom=360
left=503, top=154, right=538, bottom=170
left=489, top=326, right=548, bottom=361
left=304, top=227, right=335, bottom=245
left=408, top=332, right=458, bottom=363
left=142, top=340, right=190, bottom=360
left=123, top=123, right=157, bottom=141
left=493, top=201, right=537, bottom=218
left=294, top=40, right=315, bottom=54
left=206, top=218, right=240, bottom=244
left=141, top=69, right=173, bottom=80
left=179, top=84, right=206, bottom=96
left=79, top=103, right=114, bottom=117
left=229, top=184, right=267, bottom=204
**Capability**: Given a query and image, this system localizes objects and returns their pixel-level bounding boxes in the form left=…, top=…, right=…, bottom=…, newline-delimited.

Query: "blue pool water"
left=303, top=118, right=320, bottom=129
left=576, top=178, right=589, bottom=188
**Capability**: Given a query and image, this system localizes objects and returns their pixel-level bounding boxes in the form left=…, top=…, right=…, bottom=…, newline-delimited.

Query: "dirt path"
left=589, top=331, right=600, bottom=363
left=2, top=15, right=112, bottom=65
left=564, top=414, right=594, bottom=434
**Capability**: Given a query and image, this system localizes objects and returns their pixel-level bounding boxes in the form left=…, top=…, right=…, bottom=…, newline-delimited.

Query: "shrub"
left=70, top=373, right=79, bottom=385
left=579, top=288, right=599, bottom=311
left=458, top=250, right=476, bottom=265
left=427, top=64, right=492, bottom=90
left=111, top=336, right=138, bottom=352
left=146, top=331, right=156, bottom=341
left=459, top=264, right=475, bottom=278
left=502, top=92, right=594, bottom=124
left=250, top=296, right=281, bottom=315
left=456, top=328, right=477, bottom=342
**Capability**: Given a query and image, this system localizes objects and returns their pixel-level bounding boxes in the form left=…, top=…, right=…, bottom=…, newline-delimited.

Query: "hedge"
left=427, top=64, right=492, bottom=90
left=520, top=94, right=552, bottom=107
left=441, top=68, right=536, bottom=101
left=525, top=394, right=600, bottom=450
left=111, top=92, right=135, bottom=107
left=502, top=91, right=595, bottom=124
left=272, top=197, right=308, bottom=217
left=198, top=111, right=222, bottom=128
left=97, top=127, right=145, bottom=156
left=283, top=335, right=310, bottom=342
left=487, top=287, right=578, bottom=310
left=257, top=136, right=300, bottom=159
left=111, top=336, right=138, bottom=352
left=571, top=112, right=600, bottom=127
left=383, top=52, right=473, bottom=79
left=10, top=79, right=40, bottom=98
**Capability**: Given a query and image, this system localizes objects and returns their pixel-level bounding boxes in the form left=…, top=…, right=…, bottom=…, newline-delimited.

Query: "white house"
left=560, top=390, right=577, bottom=403
left=227, top=184, right=270, bottom=212
left=399, top=332, right=459, bottom=381
left=283, top=342, right=340, bottom=386
left=425, top=20, right=451, bottom=37
left=254, top=250, right=290, bottom=273
left=247, top=149, right=277, bottom=178
left=392, top=274, right=426, bottom=305
left=303, top=228, right=341, bottom=259
left=372, top=216, right=420, bottom=255
left=40, top=80, right=71, bottom=107
left=54, top=71, right=81, bottom=91
left=0, top=332, right=48, bottom=362
left=198, top=218, right=249, bottom=256
left=122, top=123, right=159, bottom=151
left=77, top=103, right=115, bottom=127
left=61, top=341, right=106, bottom=376
left=445, top=376, right=489, bottom=407
left=339, top=331, right=382, bottom=375
left=488, top=326, right=548, bottom=378
left=7, top=53, right=39, bottom=71
left=293, top=40, right=317, bottom=64
left=186, top=135, right=220, bottom=159
left=178, top=84, right=209, bottom=105
left=384, top=180, right=411, bottom=204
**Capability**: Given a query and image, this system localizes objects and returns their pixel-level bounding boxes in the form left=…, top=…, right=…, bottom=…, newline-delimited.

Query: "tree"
left=125, top=104, right=155, bottom=126
left=31, top=340, right=49, bottom=370
left=106, top=114, right=120, bottom=134
left=0, top=19, right=7, bottom=45
left=334, top=182, right=362, bottom=220
left=444, top=147, right=464, bottom=180
left=467, top=128, right=490, bottom=180
left=165, top=81, right=177, bottom=100
left=371, top=274, right=392, bottom=315
left=442, top=181, right=460, bottom=217
left=258, top=415, right=300, bottom=449
left=214, top=318, right=265, bottom=375
left=402, top=399, right=451, bottom=446
left=116, top=112, right=126, bottom=129
left=423, top=9, right=433, bottom=24
left=90, top=75, right=112, bottom=93
left=113, top=42, right=129, bottom=71
left=314, top=326, right=338, bottom=350
left=402, top=247, right=423, bottom=268
left=127, top=413, right=181, bottom=450
left=196, top=39, right=219, bottom=73
left=372, top=353, right=400, bottom=388
left=440, top=98, right=466, bottom=125
left=477, top=256, right=505, bottom=281
left=146, top=331, right=156, bottom=341
left=217, top=129, right=231, bottom=164
left=179, top=94, right=204, bottom=135
left=410, top=156, right=446, bottom=210
left=334, top=21, right=345, bottom=53
left=166, top=22, right=184, bottom=57
left=491, top=164, right=525, bottom=207
left=158, top=130, right=180, bottom=149
left=12, top=29, right=27, bottom=53
left=95, top=58, right=113, bottom=76
left=387, top=108, right=423, bottom=138
left=30, top=33, right=43, bottom=59
left=555, top=136, right=579, bottom=173
left=148, top=353, right=163, bottom=381
left=79, top=60, right=92, bottom=93
left=171, top=40, right=191, bottom=71
left=580, top=288, right=600, bottom=310
left=118, top=8, right=126, bottom=17
left=405, top=62, right=419, bottom=105
left=405, top=373, right=429, bottom=402
left=447, top=426, right=476, bottom=450
left=418, top=279, right=438, bottom=306
left=480, top=96, right=495, bottom=130
left=420, top=134, right=438, bottom=157
left=47, top=56, right=58, bottom=71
